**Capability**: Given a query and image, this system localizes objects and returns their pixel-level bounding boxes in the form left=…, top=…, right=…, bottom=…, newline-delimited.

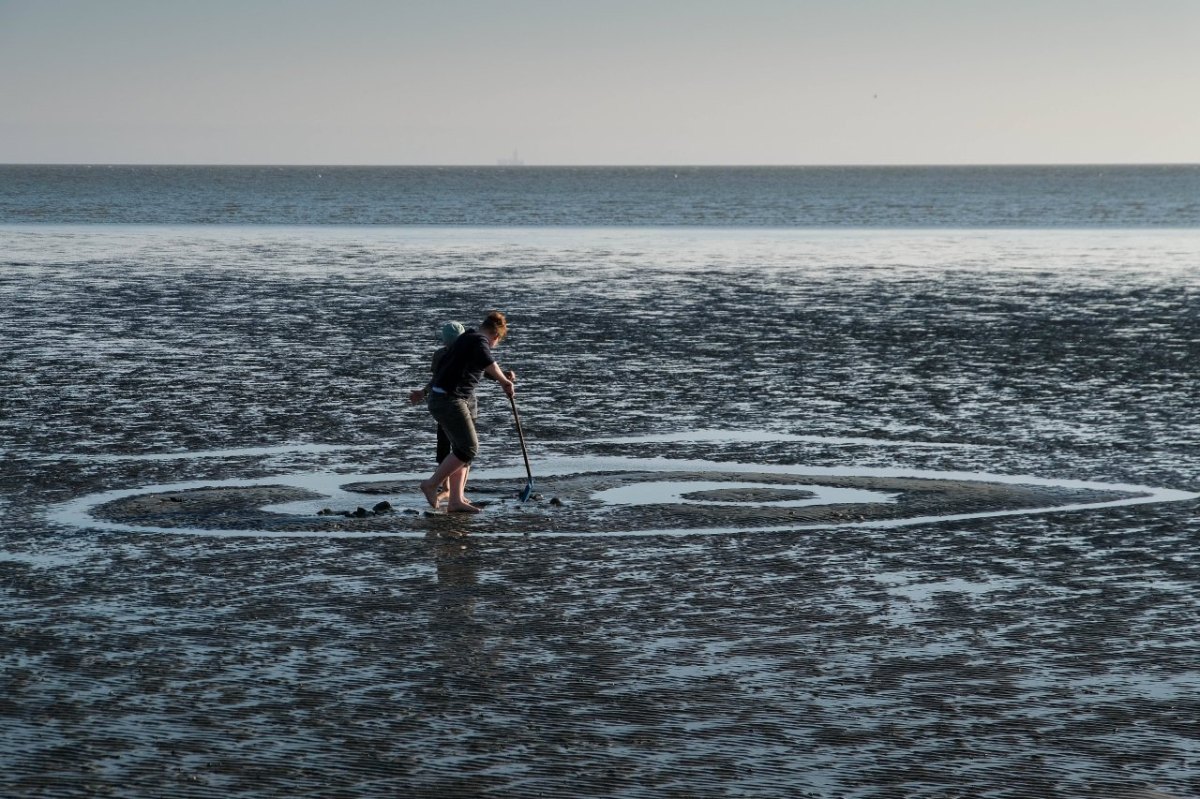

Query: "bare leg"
left=421, top=454, right=468, bottom=508
left=447, top=464, right=480, bottom=513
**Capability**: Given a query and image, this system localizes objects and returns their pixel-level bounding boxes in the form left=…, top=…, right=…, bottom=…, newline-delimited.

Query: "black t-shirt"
left=431, top=329, right=495, bottom=400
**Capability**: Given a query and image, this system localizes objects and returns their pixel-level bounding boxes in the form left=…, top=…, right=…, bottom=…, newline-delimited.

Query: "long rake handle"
left=509, top=394, right=534, bottom=491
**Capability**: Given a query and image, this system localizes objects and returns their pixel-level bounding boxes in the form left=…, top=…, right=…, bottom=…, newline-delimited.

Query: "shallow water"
left=2, top=226, right=1200, bottom=798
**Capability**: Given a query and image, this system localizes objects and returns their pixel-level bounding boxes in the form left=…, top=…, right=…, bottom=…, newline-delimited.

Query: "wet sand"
left=89, top=471, right=1146, bottom=537
left=5, top=502, right=1199, bottom=798
left=3, top=227, right=1200, bottom=798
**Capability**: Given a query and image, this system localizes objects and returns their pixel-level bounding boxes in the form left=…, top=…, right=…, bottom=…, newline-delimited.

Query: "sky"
left=1, top=0, right=1197, bottom=165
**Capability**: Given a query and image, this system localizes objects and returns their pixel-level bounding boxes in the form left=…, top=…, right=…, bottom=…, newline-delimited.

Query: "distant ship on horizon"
left=497, top=149, right=525, bottom=166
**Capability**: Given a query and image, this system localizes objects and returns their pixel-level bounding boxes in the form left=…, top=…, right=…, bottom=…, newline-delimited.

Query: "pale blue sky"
left=1, top=0, right=1197, bottom=164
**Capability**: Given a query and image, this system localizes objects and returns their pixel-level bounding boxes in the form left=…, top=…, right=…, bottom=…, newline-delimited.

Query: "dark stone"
left=317, top=508, right=335, bottom=516
left=352, top=507, right=371, bottom=518
left=372, top=501, right=393, bottom=514
left=549, top=497, right=563, bottom=507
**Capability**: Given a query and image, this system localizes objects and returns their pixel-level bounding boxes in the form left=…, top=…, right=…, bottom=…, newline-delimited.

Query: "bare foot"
left=447, top=500, right=482, bottom=514
left=436, top=490, right=449, bottom=506
left=419, top=481, right=441, bottom=509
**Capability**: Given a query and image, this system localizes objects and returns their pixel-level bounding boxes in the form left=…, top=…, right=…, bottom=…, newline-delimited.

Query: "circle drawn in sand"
left=47, top=446, right=1199, bottom=539
left=592, top=480, right=890, bottom=508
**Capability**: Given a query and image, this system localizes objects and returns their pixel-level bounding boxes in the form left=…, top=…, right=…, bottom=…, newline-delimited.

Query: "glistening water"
left=2, top=225, right=1199, bottom=798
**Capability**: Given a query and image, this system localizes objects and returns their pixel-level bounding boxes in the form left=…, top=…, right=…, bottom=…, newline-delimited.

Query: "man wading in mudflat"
left=419, top=311, right=515, bottom=513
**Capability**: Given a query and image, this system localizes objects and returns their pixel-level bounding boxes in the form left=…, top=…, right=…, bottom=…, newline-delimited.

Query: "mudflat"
left=90, top=471, right=1145, bottom=536
left=3, top=227, right=1199, bottom=798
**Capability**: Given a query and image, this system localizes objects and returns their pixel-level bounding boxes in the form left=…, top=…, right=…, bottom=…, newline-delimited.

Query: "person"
left=419, top=311, right=515, bottom=513
left=410, top=320, right=516, bottom=507
left=410, top=321, right=467, bottom=504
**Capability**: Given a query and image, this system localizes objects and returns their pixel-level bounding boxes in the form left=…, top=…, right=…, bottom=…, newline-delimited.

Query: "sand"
left=4, top=226, right=1199, bottom=798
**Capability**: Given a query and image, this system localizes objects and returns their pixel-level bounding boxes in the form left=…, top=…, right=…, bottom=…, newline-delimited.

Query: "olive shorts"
left=428, top=393, right=479, bottom=463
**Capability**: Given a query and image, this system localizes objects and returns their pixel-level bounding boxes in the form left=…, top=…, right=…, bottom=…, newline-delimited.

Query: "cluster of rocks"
left=316, top=501, right=418, bottom=519
left=314, top=495, right=564, bottom=519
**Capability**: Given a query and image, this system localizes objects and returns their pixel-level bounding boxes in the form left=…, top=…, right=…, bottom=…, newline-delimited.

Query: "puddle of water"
left=34, top=443, right=381, bottom=463
left=584, top=429, right=979, bottom=449
left=909, top=578, right=1009, bottom=599
left=593, top=480, right=894, bottom=508
left=0, top=550, right=83, bottom=569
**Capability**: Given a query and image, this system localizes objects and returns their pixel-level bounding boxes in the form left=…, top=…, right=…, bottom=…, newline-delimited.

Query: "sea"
left=3, top=164, right=1199, bottom=226
left=2, top=165, right=1199, bottom=798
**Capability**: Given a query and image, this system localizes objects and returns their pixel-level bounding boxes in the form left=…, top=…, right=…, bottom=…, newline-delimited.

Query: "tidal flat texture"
left=2, top=227, right=1199, bottom=798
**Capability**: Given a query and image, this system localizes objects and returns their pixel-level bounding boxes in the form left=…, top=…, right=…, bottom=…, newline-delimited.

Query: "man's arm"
left=484, top=362, right=515, bottom=397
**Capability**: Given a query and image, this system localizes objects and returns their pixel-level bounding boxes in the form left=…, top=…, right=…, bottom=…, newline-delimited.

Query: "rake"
left=508, top=395, right=535, bottom=502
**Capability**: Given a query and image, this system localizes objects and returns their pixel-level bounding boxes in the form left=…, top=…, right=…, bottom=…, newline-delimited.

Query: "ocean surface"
left=2, top=167, right=1200, bottom=798
left=3, top=164, right=1199, bottom=226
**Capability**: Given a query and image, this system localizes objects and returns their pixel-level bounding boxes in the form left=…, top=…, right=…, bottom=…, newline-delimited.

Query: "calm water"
left=2, top=164, right=1198, bottom=227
